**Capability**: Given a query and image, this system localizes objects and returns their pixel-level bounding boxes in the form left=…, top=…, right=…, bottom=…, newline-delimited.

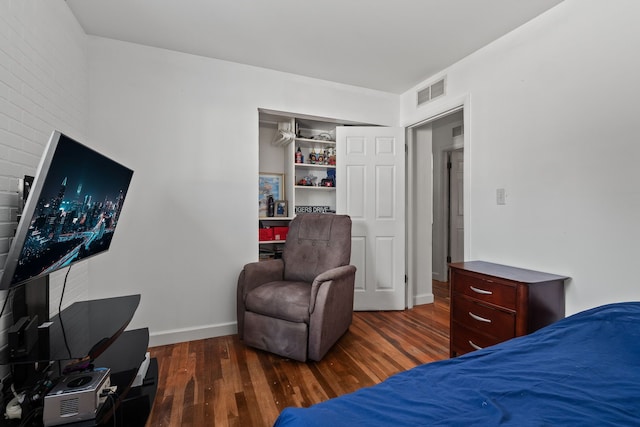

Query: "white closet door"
left=337, top=127, right=405, bottom=310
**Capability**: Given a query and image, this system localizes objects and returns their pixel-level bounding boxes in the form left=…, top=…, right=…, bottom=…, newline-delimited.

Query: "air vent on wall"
left=417, top=77, right=446, bottom=107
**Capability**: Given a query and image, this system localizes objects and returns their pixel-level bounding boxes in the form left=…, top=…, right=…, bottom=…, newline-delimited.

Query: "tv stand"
left=0, top=294, right=156, bottom=427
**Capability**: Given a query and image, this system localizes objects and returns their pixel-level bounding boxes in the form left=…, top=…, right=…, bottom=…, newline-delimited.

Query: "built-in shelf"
left=295, top=137, right=335, bottom=145
left=295, top=163, right=336, bottom=169
left=259, top=217, right=294, bottom=221
left=259, top=240, right=286, bottom=244
left=294, top=186, right=336, bottom=191
left=259, top=112, right=347, bottom=259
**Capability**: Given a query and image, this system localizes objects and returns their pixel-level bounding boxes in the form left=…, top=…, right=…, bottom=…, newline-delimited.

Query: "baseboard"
left=413, top=292, right=434, bottom=306
left=432, top=271, right=444, bottom=281
left=148, top=321, right=238, bottom=347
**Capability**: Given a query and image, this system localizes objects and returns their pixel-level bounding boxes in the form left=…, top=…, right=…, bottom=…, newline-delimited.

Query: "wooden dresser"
left=449, top=261, right=568, bottom=357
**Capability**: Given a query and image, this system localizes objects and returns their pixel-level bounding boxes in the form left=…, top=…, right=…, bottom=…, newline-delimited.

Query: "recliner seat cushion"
left=245, top=281, right=311, bottom=323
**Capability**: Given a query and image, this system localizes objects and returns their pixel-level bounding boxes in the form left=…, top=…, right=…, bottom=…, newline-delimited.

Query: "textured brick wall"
left=0, top=0, right=88, bottom=328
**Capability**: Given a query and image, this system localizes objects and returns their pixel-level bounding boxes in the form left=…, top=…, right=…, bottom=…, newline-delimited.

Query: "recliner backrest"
left=282, top=214, right=352, bottom=283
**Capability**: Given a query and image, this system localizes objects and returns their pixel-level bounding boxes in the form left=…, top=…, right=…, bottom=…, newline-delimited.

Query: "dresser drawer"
left=449, top=261, right=568, bottom=358
left=452, top=271, right=517, bottom=310
left=450, top=321, right=505, bottom=356
left=452, top=296, right=515, bottom=342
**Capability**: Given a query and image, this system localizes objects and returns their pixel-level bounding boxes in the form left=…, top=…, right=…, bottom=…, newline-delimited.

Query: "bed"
left=274, top=302, right=640, bottom=426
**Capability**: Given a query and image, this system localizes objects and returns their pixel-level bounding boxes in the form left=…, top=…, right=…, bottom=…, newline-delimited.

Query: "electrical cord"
left=0, top=286, right=15, bottom=320
left=58, top=265, right=72, bottom=314
left=104, top=389, right=118, bottom=427
left=58, top=265, right=73, bottom=359
left=5, top=364, right=55, bottom=424
left=5, top=393, right=23, bottom=419
left=17, top=406, right=42, bottom=427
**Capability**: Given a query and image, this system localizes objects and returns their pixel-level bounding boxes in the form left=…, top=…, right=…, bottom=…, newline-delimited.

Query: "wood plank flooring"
left=146, top=282, right=450, bottom=427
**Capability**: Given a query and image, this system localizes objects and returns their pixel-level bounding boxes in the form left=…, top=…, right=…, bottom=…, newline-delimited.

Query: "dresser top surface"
left=449, top=261, right=569, bottom=284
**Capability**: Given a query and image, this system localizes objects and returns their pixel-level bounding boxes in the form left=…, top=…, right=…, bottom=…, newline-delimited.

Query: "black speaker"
left=8, top=315, right=38, bottom=358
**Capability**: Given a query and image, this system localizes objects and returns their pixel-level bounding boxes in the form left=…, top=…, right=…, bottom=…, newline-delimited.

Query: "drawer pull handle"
left=468, top=312, right=492, bottom=323
left=469, top=340, right=483, bottom=351
left=470, top=285, right=492, bottom=295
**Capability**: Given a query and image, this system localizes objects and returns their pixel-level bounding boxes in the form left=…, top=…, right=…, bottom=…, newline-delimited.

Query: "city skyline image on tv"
left=9, top=133, right=134, bottom=287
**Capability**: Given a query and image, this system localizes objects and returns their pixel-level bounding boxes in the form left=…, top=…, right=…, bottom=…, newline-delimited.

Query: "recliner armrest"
left=237, top=259, right=285, bottom=340
left=307, top=264, right=357, bottom=360
left=309, top=265, right=357, bottom=313
left=239, top=259, right=285, bottom=298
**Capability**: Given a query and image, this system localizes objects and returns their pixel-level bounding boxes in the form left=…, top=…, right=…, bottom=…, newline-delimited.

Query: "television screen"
left=0, top=131, right=133, bottom=290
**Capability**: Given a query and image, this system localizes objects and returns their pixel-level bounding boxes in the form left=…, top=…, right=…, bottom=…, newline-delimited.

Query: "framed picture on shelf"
left=275, top=200, right=288, bottom=217
left=259, top=172, right=284, bottom=217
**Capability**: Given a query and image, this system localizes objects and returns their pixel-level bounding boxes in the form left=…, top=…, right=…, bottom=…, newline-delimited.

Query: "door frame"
left=405, top=94, right=471, bottom=308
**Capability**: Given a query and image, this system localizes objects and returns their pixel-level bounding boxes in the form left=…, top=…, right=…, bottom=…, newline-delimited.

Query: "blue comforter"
left=274, top=302, right=640, bottom=426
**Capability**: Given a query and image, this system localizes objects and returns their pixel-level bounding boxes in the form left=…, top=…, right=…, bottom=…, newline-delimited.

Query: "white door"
left=449, top=149, right=464, bottom=263
left=336, top=127, right=405, bottom=310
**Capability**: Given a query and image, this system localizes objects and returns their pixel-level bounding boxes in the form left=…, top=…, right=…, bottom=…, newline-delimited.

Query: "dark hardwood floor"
left=146, top=281, right=450, bottom=427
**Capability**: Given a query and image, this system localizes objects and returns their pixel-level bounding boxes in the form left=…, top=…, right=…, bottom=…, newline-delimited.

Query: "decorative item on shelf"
left=325, top=169, right=336, bottom=186
left=295, top=146, right=303, bottom=164
left=309, top=149, right=317, bottom=164
left=274, top=200, right=288, bottom=217
left=308, top=132, right=334, bottom=142
left=297, top=175, right=317, bottom=186
left=259, top=172, right=284, bottom=217
left=295, top=205, right=332, bottom=214
left=321, top=178, right=335, bottom=187
left=327, top=147, right=336, bottom=165
left=267, top=194, right=275, bottom=217
left=316, top=151, right=324, bottom=164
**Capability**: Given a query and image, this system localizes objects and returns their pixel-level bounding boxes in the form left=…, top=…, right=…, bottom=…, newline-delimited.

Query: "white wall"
left=84, top=37, right=399, bottom=345
left=408, top=124, right=433, bottom=306
left=0, top=0, right=89, bottom=336
left=401, top=0, right=640, bottom=315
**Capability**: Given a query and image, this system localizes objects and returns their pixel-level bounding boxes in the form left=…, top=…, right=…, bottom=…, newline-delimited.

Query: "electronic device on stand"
left=0, top=131, right=156, bottom=426
left=43, top=368, right=111, bottom=427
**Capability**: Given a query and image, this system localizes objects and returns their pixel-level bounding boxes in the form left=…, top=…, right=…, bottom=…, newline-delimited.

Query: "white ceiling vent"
left=417, top=77, right=446, bottom=107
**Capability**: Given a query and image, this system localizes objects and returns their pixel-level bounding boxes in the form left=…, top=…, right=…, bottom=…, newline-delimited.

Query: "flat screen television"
left=0, top=131, right=133, bottom=290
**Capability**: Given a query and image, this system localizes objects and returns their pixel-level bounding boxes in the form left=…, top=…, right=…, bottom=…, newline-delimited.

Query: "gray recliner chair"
left=237, top=214, right=356, bottom=362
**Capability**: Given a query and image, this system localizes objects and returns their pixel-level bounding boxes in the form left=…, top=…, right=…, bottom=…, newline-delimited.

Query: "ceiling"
left=65, top=0, right=563, bottom=94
